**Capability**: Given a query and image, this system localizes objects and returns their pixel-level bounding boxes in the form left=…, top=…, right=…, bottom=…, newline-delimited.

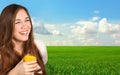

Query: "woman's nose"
left=21, top=22, right=27, bottom=29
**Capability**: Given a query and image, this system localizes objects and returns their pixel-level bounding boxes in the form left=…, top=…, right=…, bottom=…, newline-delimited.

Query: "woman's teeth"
left=20, top=32, right=27, bottom=35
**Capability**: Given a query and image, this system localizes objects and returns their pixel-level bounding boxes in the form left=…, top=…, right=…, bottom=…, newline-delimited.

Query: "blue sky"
left=1, top=0, right=120, bottom=23
left=0, top=0, right=120, bottom=45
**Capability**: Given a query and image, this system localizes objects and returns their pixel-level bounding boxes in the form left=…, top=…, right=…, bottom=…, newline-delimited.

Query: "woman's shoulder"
left=34, top=40, right=46, bottom=51
left=34, top=39, right=48, bottom=64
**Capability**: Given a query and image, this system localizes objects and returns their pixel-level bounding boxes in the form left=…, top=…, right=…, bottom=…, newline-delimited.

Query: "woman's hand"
left=8, top=59, right=39, bottom=75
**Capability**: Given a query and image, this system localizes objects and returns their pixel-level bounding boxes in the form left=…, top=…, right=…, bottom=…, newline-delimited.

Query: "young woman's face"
left=12, top=9, right=31, bottom=43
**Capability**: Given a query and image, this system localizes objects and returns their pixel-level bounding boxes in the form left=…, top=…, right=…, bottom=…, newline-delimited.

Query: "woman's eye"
left=15, top=22, right=21, bottom=24
left=25, top=20, right=30, bottom=22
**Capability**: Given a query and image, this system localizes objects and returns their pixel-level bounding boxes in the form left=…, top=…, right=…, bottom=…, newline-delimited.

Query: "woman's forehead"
left=15, top=9, right=29, bottom=20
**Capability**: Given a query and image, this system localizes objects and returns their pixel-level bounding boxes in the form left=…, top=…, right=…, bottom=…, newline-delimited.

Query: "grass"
left=46, top=46, right=120, bottom=75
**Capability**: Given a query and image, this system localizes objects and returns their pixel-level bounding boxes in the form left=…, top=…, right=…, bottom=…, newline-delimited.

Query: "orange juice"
left=23, top=55, right=36, bottom=62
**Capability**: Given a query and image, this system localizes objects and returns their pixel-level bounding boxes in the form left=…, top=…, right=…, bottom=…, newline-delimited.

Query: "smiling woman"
left=0, top=4, right=47, bottom=75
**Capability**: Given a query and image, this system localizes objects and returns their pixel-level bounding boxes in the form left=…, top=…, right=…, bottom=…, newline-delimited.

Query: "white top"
left=34, top=40, right=48, bottom=64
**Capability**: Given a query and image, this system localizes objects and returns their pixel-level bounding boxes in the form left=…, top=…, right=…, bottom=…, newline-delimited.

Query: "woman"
left=0, top=4, right=47, bottom=75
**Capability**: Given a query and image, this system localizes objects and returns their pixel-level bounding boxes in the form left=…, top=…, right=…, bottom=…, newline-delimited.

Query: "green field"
left=46, top=46, right=120, bottom=75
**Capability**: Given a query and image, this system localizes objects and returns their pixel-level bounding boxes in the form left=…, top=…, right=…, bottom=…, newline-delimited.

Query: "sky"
left=0, top=0, right=120, bottom=46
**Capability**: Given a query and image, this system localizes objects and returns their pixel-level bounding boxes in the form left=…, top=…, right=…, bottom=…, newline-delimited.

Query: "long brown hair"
left=0, top=4, right=47, bottom=75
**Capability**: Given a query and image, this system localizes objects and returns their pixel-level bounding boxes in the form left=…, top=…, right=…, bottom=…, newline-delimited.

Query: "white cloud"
left=44, top=24, right=56, bottom=31
left=71, top=26, right=86, bottom=35
left=70, top=18, right=120, bottom=46
left=44, top=24, right=63, bottom=35
left=91, top=16, right=100, bottom=21
left=32, top=18, right=64, bottom=35
left=51, top=30, right=63, bottom=35
left=32, top=18, right=51, bottom=35
left=76, top=21, right=97, bottom=29
left=115, top=40, right=120, bottom=45
left=112, top=33, right=120, bottom=39
left=108, top=24, right=120, bottom=33
left=32, top=17, right=120, bottom=46
left=32, top=18, right=43, bottom=27
left=72, top=21, right=97, bottom=36
left=98, top=18, right=120, bottom=33
left=98, top=18, right=108, bottom=33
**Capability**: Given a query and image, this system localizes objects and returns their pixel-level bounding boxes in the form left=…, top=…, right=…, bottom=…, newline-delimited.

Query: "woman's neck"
left=12, top=40, right=24, bottom=55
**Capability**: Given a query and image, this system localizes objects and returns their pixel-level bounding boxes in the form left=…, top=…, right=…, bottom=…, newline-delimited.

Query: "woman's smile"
left=19, top=31, right=29, bottom=36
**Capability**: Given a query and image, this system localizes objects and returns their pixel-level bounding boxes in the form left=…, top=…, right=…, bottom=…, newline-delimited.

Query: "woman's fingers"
left=27, top=64, right=38, bottom=72
left=23, top=60, right=38, bottom=73
left=25, top=60, right=37, bottom=64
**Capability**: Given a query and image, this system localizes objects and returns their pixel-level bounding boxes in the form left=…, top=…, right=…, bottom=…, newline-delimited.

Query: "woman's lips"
left=19, top=31, right=28, bottom=36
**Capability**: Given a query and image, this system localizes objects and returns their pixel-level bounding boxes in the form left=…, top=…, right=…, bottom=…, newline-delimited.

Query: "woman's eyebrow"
left=15, top=19, right=21, bottom=21
left=15, top=17, right=30, bottom=21
left=25, top=17, right=30, bottom=19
